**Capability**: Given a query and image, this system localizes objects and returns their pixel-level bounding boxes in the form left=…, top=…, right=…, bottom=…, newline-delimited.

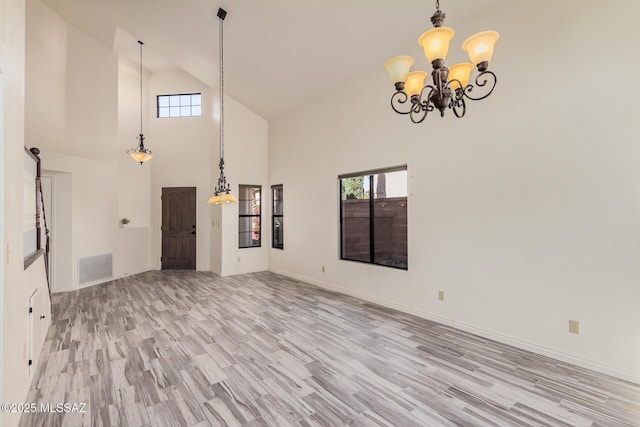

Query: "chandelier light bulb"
left=384, top=55, right=414, bottom=90
left=448, top=62, right=474, bottom=91
left=405, top=71, right=428, bottom=98
left=463, top=31, right=500, bottom=69
left=418, top=27, right=455, bottom=64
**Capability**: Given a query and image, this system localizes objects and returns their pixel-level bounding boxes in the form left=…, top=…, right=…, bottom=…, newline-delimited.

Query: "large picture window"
left=272, top=184, right=283, bottom=249
left=339, top=166, right=407, bottom=269
left=239, top=185, right=261, bottom=248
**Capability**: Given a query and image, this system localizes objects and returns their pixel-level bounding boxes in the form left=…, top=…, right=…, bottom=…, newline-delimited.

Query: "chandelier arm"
left=410, top=106, right=428, bottom=124
left=447, top=79, right=464, bottom=94
left=137, top=133, right=151, bottom=152
left=409, top=88, right=434, bottom=123
left=420, top=85, right=437, bottom=110
left=462, top=70, right=497, bottom=101
left=213, top=158, right=231, bottom=195
left=452, top=96, right=466, bottom=118
left=390, top=91, right=413, bottom=115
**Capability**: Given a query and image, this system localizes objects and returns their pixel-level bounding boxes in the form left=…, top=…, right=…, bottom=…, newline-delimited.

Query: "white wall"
left=218, top=96, right=269, bottom=276
left=25, top=0, right=151, bottom=291
left=40, top=171, right=72, bottom=290
left=148, top=68, right=215, bottom=271
left=147, top=70, right=269, bottom=276
left=65, top=24, right=118, bottom=159
left=117, top=59, right=151, bottom=228
left=24, top=0, right=66, bottom=152
left=2, top=1, right=52, bottom=426
left=24, top=0, right=270, bottom=282
left=25, top=0, right=118, bottom=160
left=41, top=152, right=118, bottom=288
left=115, top=58, right=152, bottom=278
left=0, top=65, right=4, bottom=426
left=269, top=0, right=640, bottom=382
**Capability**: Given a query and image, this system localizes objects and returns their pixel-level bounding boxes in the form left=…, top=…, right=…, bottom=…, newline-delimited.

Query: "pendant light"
left=126, top=40, right=153, bottom=164
left=208, top=8, right=237, bottom=204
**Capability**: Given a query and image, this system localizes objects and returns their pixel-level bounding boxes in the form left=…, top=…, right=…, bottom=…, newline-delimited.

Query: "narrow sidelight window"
left=239, top=185, right=261, bottom=248
left=339, top=166, right=408, bottom=269
left=272, top=184, right=284, bottom=249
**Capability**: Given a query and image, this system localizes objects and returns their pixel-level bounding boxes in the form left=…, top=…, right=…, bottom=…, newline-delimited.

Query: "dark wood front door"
left=162, top=187, right=196, bottom=269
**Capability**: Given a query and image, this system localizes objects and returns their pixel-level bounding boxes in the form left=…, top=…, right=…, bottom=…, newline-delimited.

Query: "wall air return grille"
left=78, top=253, right=112, bottom=284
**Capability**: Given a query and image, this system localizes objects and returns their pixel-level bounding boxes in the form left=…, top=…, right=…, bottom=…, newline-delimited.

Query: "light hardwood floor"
left=20, top=271, right=640, bottom=426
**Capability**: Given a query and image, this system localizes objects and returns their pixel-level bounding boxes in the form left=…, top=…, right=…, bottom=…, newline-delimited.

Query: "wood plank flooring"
left=20, top=270, right=640, bottom=426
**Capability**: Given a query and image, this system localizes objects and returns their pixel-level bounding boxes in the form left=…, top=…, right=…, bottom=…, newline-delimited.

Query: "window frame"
left=157, top=93, right=202, bottom=118
left=339, top=165, right=408, bottom=270
left=271, top=184, right=284, bottom=250
left=238, top=184, right=262, bottom=249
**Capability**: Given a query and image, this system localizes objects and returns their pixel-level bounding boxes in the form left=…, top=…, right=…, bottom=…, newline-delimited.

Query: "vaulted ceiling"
left=42, top=0, right=500, bottom=120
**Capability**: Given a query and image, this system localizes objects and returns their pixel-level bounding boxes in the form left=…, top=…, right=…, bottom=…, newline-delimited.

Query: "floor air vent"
left=78, top=253, right=112, bottom=284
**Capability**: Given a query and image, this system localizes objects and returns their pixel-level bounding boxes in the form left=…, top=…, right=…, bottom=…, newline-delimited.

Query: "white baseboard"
left=52, top=283, right=74, bottom=293
left=52, top=267, right=152, bottom=294
left=269, top=267, right=640, bottom=385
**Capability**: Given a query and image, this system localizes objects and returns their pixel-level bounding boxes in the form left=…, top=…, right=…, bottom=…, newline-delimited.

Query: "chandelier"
left=127, top=40, right=153, bottom=164
left=208, top=8, right=237, bottom=204
left=384, top=0, right=499, bottom=123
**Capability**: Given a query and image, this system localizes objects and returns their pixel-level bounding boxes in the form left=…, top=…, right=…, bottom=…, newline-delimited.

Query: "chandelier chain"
left=139, top=41, right=143, bottom=135
left=435, top=0, right=440, bottom=12
left=219, top=12, right=224, bottom=161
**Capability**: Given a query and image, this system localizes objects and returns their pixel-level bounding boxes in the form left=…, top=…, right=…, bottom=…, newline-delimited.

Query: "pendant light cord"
left=219, top=13, right=224, bottom=161
left=138, top=40, right=144, bottom=137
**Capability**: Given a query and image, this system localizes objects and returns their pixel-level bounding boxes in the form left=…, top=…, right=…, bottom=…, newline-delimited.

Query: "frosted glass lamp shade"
left=448, top=63, right=474, bottom=90
left=418, top=27, right=455, bottom=63
left=207, top=195, right=221, bottom=204
left=405, top=71, right=427, bottom=97
left=129, top=151, right=152, bottom=164
left=384, top=55, right=414, bottom=85
left=220, top=193, right=238, bottom=204
left=463, top=31, right=499, bottom=66
left=208, top=193, right=237, bottom=204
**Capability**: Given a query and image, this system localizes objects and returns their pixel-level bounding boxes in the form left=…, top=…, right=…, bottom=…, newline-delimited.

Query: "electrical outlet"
left=322, top=265, right=325, bottom=273
left=237, top=256, right=241, bottom=263
left=569, top=320, right=580, bottom=335
left=438, top=290, right=444, bottom=301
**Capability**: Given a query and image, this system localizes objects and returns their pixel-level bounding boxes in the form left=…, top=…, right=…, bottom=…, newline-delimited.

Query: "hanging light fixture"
left=384, top=0, right=499, bottom=123
left=208, top=8, right=237, bottom=204
left=127, top=40, right=153, bottom=164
